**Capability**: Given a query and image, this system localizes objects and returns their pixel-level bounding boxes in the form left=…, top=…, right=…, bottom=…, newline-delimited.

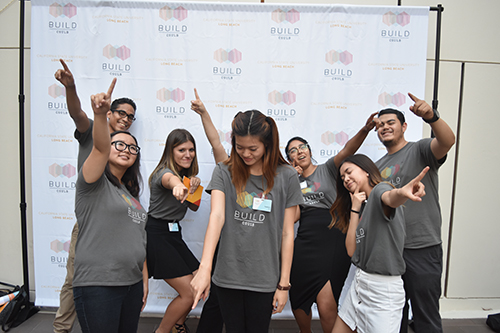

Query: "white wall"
left=1, top=0, right=499, bottom=318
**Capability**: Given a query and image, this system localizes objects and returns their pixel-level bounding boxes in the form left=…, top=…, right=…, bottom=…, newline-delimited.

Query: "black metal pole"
left=18, top=0, right=39, bottom=321
left=429, top=4, right=444, bottom=139
left=19, top=0, right=29, bottom=294
left=431, top=4, right=443, bottom=111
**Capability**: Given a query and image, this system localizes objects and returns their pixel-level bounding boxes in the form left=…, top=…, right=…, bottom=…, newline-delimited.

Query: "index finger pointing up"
left=107, top=78, right=117, bottom=97
left=408, top=92, right=420, bottom=103
left=413, top=166, right=430, bottom=183
left=59, top=59, right=70, bottom=71
left=194, top=88, right=200, bottom=100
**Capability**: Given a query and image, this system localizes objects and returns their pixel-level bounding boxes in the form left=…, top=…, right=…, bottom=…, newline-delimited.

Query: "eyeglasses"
left=111, top=140, right=140, bottom=155
left=287, top=144, right=308, bottom=156
left=111, top=109, right=136, bottom=122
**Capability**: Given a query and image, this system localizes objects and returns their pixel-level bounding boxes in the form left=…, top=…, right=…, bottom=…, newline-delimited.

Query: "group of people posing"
left=52, top=59, right=455, bottom=333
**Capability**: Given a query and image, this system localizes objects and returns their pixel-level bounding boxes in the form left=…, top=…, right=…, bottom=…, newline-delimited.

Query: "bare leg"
left=331, top=316, right=355, bottom=333
left=155, top=274, right=195, bottom=333
left=317, top=280, right=337, bottom=332
left=292, top=308, right=313, bottom=333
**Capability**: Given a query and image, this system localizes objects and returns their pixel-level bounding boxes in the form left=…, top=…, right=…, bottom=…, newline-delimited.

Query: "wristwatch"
left=277, top=283, right=291, bottom=291
left=423, top=109, right=440, bottom=124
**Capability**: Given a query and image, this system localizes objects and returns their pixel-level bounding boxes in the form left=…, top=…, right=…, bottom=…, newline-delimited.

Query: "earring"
left=366, top=173, right=369, bottom=177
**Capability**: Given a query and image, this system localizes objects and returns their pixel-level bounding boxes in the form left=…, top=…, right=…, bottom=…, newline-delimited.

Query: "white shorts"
left=338, top=267, right=405, bottom=333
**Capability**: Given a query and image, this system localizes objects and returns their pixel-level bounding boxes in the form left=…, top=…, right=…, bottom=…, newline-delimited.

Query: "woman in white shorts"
left=328, top=154, right=428, bottom=333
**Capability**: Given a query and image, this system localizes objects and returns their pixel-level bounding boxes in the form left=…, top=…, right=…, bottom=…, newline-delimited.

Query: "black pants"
left=400, top=244, right=443, bottom=333
left=196, top=282, right=224, bottom=333
left=217, top=286, right=274, bottom=333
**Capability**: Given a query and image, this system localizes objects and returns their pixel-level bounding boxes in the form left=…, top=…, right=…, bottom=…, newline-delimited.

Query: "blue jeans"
left=73, top=281, right=143, bottom=333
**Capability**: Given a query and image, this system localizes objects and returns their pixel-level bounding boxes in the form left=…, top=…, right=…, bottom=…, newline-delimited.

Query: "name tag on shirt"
left=253, top=197, right=272, bottom=212
left=168, top=222, right=179, bottom=232
left=300, top=181, right=307, bottom=189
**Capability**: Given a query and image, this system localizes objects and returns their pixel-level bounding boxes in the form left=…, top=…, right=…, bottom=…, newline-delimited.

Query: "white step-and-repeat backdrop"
left=31, top=0, right=429, bottom=317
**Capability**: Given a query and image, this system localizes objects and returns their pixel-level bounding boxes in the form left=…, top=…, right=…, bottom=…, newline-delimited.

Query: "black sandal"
left=174, top=323, right=190, bottom=333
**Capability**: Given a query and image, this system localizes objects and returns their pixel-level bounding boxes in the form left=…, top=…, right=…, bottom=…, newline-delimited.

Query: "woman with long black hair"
left=73, top=81, right=148, bottom=333
left=329, top=154, right=428, bottom=333
left=284, top=113, right=376, bottom=333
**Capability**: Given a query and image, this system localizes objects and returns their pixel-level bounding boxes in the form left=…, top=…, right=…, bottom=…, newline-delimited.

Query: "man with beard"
left=375, top=93, right=455, bottom=333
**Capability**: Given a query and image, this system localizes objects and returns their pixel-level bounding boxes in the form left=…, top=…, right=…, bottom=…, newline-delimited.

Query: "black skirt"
left=289, top=208, right=351, bottom=315
left=146, top=216, right=200, bottom=279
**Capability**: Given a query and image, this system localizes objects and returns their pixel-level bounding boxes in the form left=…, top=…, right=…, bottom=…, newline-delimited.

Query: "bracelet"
left=277, top=283, right=291, bottom=291
left=351, top=209, right=360, bottom=214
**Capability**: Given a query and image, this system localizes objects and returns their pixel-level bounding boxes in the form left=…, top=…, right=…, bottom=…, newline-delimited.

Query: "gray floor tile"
left=5, top=312, right=494, bottom=332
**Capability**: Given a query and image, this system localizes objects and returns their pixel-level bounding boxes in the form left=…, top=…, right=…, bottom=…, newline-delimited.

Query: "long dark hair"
left=149, top=129, right=199, bottom=186
left=225, top=110, right=287, bottom=196
left=105, top=131, right=142, bottom=198
left=329, top=154, right=382, bottom=233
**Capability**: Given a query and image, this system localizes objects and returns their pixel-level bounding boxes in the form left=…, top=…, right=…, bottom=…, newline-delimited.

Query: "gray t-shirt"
left=298, top=156, right=337, bottom=211
left=73, top=171, right=147, bottom=287
left=148, top=168, right=189, bottom=220
left=352, top=182, right=406, bottom=276
left=74, top=118, right=93, bottom=170
left=206, top=163, right=303, bottom=292
left=376, top=139, right=444, bottom=249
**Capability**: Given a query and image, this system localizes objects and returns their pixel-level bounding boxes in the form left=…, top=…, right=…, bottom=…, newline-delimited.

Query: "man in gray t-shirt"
left=374, top=93, right=455, bottom=333
left=53, top=59, right=137, bottom=333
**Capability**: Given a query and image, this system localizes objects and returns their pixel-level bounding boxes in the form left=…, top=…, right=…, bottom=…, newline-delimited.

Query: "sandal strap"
left=174, top=323, right=188, bottom=333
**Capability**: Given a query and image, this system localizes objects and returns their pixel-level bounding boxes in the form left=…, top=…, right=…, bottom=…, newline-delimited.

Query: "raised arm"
left=190, top=189, right=226, bottom=309
left=408, top=93, right=455, bottom=160
left=333, top=112, right=378, bottom=167
left=191, top=89, right=228, bottom=163
left=81, top=79, right=116, bottom=183
left=54, top=59, right=90, bottom=133
left=381, top=166, right=429, bottom=209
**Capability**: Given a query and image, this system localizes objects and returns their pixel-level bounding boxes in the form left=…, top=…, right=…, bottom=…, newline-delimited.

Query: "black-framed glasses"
left=111, top=141, right=140, bottom=155
left=288, top=143, right=308, bottom=156
left=111, top=109, right=136, bottom=122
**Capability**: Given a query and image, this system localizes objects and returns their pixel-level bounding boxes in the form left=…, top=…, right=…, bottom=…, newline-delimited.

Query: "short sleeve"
left=324, top=155, right=338, bottom=180
left=418, top=138, right=445, bottom=170
left=206, top=163, right=226, bottom=194
left=284, top=166, right=304, bottom=208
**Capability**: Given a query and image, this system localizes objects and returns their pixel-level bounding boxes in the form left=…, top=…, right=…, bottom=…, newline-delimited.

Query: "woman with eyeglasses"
left=147, top=129, right=201, bottom=333
left=73, top=81, right=148, bottom=333
left=283, top=113, right=377, bottom=333
left=329, top=154, right=427, bottom=333
left=191, top=110, right=303, bottom=332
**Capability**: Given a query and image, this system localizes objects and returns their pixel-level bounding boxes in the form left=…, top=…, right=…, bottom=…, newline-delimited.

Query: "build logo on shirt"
left=301, top=181, right=320, bottom=194
left=236, top=191, right=263, bottom=208
left=301, top=181, right=325, bottom=205
left=380, top=164, right=400, bottom=179
left=121, top=194, right=142, bottom=210
left=234, top=191, right=267, bottom=227
left=122, top=194, right=147, bottom=224
left=380, top=164, right=402, bottom=187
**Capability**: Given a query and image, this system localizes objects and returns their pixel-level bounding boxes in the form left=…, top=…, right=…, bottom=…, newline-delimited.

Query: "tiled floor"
left=5, top=309, right=495, bottom=332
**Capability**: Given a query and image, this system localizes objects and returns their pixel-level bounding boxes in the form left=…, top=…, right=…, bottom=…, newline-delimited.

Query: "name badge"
left=253, top=197, right=272, bottom=212
left=300, top=181, right=307, bottom=189
left=168, top=222, right=179, bottom=232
